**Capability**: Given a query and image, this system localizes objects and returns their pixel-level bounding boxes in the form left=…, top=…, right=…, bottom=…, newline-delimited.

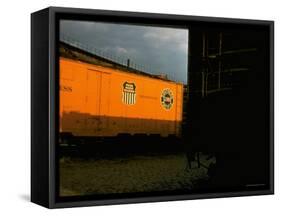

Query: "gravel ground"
left=60, top=153, right=215, bottom=196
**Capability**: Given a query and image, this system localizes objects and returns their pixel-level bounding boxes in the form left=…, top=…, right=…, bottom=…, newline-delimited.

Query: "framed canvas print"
left=31, top=7, right=274, bottom=208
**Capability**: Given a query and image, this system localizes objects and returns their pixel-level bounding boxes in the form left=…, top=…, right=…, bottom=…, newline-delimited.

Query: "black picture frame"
left=31, top=6, right=274, bottom=208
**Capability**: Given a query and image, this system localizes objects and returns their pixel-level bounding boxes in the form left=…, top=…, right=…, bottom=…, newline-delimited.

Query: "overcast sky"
left=60, top=20, right=188, bottom=84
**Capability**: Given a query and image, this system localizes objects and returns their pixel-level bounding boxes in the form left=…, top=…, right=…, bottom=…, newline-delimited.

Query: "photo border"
left=44, top=7, right=274, bottom=208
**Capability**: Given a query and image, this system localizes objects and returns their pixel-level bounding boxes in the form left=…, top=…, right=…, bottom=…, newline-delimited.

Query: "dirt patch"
left=60, top=153, right=214, bottom=196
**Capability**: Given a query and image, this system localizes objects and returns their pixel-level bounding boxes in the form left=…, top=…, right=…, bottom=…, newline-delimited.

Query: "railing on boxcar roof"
left=60, top=34, right=179, bottom=83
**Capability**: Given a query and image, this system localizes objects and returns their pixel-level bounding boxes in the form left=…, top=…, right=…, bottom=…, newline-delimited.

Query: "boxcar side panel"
left=60, top=57, right=184, bottom=137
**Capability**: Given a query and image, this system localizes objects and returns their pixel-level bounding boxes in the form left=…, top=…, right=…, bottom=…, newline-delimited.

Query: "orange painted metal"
left=60, top=57, right=184, bottom=137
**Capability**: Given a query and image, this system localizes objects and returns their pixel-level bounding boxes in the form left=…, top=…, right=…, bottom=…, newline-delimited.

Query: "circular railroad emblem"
left=161, top=89, right=174, bottom=110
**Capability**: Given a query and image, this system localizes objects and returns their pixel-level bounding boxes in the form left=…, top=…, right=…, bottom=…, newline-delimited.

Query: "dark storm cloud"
left=60, top=20, right=188, bottom=83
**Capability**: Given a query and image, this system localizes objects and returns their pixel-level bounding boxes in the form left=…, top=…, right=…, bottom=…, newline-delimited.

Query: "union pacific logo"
left=122, top=82, right=136, bottom=105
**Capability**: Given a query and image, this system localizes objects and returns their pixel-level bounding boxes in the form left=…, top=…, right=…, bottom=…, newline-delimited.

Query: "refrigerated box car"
left=59, top=57, right=184, bottom=143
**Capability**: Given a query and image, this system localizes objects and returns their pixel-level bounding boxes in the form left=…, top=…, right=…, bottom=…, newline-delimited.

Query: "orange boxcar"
left=60, top=57, right=183, bottom=137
